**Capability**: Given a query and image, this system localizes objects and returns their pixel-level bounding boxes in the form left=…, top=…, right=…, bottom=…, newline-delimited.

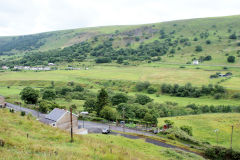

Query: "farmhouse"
left=40, top=108, right=78, bottom=131
left=192, top=60, right=199, bottom=65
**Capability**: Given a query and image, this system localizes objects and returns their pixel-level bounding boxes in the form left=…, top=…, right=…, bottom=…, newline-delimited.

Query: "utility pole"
left=82, top=115, right=84, bottom=128
left=70, top=107, right=73, bottom=143
left=230, top=125, right=234, bottom=150
left=123, top=107, right=125, bottom=132
left=214, top=129, right=219, bottom=146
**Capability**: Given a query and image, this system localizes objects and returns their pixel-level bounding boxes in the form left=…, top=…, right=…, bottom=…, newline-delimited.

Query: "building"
left=192, top=60, right=199, bottom=65
left=40, top=108, right=78, bottom=131
left=0, top=96, right=5, bottom=108
left=48, top=63, right=55, bottom=66
left=1, top=66, right=9, bottom=70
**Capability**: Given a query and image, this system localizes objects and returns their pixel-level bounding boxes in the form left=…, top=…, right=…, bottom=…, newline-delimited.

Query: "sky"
left=0, top=0, right=240, bottom=36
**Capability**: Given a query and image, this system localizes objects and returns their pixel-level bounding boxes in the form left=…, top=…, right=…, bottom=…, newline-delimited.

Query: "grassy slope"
left=158, top=113, right=240, bottom=151
left=1, top=15, right=240, bottom=66
left=0, top=109, right=203, bottom=160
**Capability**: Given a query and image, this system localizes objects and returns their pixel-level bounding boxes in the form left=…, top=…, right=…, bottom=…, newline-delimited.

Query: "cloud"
left=0, top=0, right=239, bottom=36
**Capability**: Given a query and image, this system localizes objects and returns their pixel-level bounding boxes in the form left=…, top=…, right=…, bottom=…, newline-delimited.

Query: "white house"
left=192, top=60, right=199, bottom=65
left=1, top=66, right=9, bottom=70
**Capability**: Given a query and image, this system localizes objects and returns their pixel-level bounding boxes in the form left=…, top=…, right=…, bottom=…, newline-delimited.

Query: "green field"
left=0, top=109, right=203, bottom=160
left=158, top=113, right=240, bottom=151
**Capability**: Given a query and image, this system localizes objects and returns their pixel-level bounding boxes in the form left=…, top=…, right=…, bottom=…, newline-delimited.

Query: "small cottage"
left=40, top=108, right=78, bottom=131
left=192, top=60, right=199, bottom=65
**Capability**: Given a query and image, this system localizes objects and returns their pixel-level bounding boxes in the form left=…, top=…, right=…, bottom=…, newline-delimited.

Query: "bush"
left=21, top=111, right=26, bottom=116
left=229, top=33, right=237, bottom=39
left=180, top=125, right=193, bottom=136
left=214, top=93, right=223, bottom=99
left=204, top=146, right=240, bottom=160
left=135, top=81, right=150, bottom=91
left=227, top=56, right=235, bottom=63
left=232, top=93, right=240, bottom=99
left=147, top=87, right=157, bottom=94
left=95, top=57, right=111, bottom=63
left=195, top=46, right=203, bottom=52
left=206, top=40, right=211, bottom=44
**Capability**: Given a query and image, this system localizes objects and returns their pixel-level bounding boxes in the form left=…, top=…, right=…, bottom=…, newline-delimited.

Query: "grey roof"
left=40, top=118, right=56, bottom=124
left=45, top=108, right=67, bottom=122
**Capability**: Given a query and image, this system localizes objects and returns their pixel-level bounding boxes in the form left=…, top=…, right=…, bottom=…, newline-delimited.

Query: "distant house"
left=1, top=66, right=9, bottom=70
left=40, top=108, right=78, bottom=131
left=48, top=63, right=55, bottom=66
left=0, top=96, right=5, bottom=108
left=192, top=60, right=199, bottom=65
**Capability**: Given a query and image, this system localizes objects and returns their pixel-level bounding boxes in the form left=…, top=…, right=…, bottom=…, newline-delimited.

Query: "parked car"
left=102, top=128, right=111, bottom=134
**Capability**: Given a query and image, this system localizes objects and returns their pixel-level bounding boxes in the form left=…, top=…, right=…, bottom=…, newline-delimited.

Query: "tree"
left=73, top=85, right=84, bottom=92
left=42, top=89, right=56, bottom=100
left=20, top=87, right=39, bottom=104
left=83, top=98, right=97, bottom=113
left=135, top=81, right=150, bottom=91
left=229, top=33, right=237, bottom=39
left=143, top=113, right=153, bottom=122
left=195, top=46, right=203, bottom=52
left=100, top=106, right=118, bottom=121
left=227, top=56, right=235, bottom=63
left=96, top=89, right=109, bottom=115
left=206, top=40, right=211, bottom=44
left=111, top=93, right=128, bottom=106
left=135, top=94, right=152, bottom=105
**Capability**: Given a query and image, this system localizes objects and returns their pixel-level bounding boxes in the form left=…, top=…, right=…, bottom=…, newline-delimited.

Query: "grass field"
left=1, top=64, right=240, bottom=88
left=158, top=113, right=240, bottom=151
left=0, top=109, right=203, bottom=160
left=1, top=63, right=240, bottom=107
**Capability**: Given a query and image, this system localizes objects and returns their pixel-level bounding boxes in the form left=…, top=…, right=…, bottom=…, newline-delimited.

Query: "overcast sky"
left=0, top=0, right=240, bottom=36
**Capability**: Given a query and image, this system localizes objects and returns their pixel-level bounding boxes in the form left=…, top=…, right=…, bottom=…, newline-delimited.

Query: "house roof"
left=45, top=108, right=67, bottom=122
left=45, top=108, right=78, bottom=122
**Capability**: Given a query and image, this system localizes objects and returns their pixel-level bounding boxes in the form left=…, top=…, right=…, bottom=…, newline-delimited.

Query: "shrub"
left=180, top=125, right=193, bottom=136
left=21, top=111, right=26, bottom=116
left=95, top=57, right=111, bottom=63
left=195, top=46, right=203, bottom=52
left=147, top=87, right=157, bottom=94
left=111, top=93, right=128, bottom=105
left=232, top=93, right=240, bottom=99
left=204, top=146, right=240, bottom=160
left=214, top=93, right=223, bottom=99
left=206, top=40, right=211, bottom=44
left=135, top=81, right=150, bottom=91
left=229, top=33, right=237, bottom=39
left=227, top=56, right=235, bottom=63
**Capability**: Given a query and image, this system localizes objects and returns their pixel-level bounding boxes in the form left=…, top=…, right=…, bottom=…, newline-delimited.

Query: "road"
left=6, top=103, right=46, bottom=119
left=79, top=120, right=156, bottom=137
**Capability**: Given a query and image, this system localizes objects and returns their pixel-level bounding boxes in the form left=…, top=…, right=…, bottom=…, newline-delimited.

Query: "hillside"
left=158, top=113, right=240, bottom=151
left=0, top=109, right=204, bottom=160
left=1, top=15, right=240, bottom=66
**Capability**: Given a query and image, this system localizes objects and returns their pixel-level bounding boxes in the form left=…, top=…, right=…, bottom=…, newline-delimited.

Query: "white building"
left=1, top=66, right=9, bottom=70
left=192, top=60, right=199, bottom=65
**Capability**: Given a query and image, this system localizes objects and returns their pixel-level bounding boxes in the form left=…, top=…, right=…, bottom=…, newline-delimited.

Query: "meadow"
left=158, top=113, right=240, bottom=151
left=0, top=109, right=203, bottom=160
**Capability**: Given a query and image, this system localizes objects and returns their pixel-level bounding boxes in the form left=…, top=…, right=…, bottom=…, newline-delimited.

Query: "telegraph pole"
left=123, top=107, right=125, bottom=132
left=70, top=107, right=73, bottom=143
left=230, top=125, right=234, bottom=150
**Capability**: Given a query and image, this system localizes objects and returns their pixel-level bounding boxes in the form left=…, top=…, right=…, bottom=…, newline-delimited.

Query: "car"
left=102, top=128, right=111, bottom=134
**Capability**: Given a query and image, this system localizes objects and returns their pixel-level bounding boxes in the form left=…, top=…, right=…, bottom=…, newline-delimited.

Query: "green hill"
left=1, top=15, right=240, bottom=66
left=0, top=109, right=203, bottom=160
